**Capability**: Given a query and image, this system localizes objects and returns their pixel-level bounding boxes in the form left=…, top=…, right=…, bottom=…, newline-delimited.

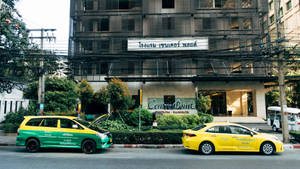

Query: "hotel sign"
left=128, top=37, right=208, bottom=51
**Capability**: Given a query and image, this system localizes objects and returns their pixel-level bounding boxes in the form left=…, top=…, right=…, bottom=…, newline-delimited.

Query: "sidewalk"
left=1, top=135, right=299, bottom=150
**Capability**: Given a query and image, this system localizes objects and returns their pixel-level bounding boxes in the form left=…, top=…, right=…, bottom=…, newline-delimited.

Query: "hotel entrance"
left=200, top=90, right=254, bottom=117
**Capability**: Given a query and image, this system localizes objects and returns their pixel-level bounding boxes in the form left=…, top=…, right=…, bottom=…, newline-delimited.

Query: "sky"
left=16, top=0, right=70, bottom=55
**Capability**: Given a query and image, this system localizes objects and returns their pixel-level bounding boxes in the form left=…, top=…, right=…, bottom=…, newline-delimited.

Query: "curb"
left=110, top=144, right=183, bottom=149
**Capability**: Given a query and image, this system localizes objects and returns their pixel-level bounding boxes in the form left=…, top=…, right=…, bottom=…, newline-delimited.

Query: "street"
left=0, top=147, right=300, bottom=169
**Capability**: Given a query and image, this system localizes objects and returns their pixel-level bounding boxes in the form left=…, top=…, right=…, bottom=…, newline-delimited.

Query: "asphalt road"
left=0, top=146, right=300, bottom=169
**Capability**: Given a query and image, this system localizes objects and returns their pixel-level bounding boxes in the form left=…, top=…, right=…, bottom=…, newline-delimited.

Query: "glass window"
left=215, top=0, right=235, bottom=8
left=203, top=18, right=212, bottom=30
left=192, top=125, right=206, bottom=131
left=84, top=0, right=94, bottom=10
left=269, top=1, right=274, bottom=9
left=279, top=7, right=283, bottom=17
left=286, top=1, right=292, bottom=10
left=231, top=17, right=239, bottom=29
left=162, top=0, right=174, bottom=9
left=198, top=0, right=214, bottom=8
left=101, top=62, right=109, bottom=74
left=162, top=17, right=175, bottom=30
left=230, top=126, right=251, bottom=135
left=241, top=0, right=252, bottom=8
left=41, top=118, right=58, bottom=128
left=128, top=61, right=135, bottom=74
left=4, top=101, right=7, bottom=114
left=206, top=126, right=231, bottom=133
left=60, top=119, right=82, bottom=129
left=98, top=18, right=109, bottom=31
left=122, top=18, right=135, bottom=31
left=26, top=118, right=43, bottom=126
left=270, top=15, right=274, bottom=23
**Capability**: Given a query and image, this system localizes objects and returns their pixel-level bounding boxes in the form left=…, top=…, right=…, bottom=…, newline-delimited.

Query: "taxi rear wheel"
left=199, top=142, right=215, bottom=155
left=26, top=138, right=40, bottom=153
left=82, top=140, right=97, bottom=154
left=260, top=142, right=275, bottom=155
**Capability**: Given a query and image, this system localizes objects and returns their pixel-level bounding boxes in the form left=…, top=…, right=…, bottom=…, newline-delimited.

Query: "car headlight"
left=96, top=132, right=107, bottom=140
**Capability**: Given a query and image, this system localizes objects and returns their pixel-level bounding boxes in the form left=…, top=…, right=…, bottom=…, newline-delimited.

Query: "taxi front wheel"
left=82, top=140, right=97, bottom=154
left=199, top=142, right=215, bottom=155
left=260, top=142, right=275, bottom=155
left=26, top=138, right=40, bottom=153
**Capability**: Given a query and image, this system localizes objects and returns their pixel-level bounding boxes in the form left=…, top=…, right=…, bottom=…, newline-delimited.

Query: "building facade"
left=69, top=0, right=272, bottom=120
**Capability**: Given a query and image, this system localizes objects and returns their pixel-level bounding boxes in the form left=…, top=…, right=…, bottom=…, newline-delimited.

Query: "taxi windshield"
left=75, top=119, right=91, bottom=128
left=192, top=125, right=206, bottom=131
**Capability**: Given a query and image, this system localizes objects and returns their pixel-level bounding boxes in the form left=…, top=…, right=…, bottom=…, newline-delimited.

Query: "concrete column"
left=241, top=92, right=248, bottom=116
left=255, top=87, right=266, bottom=119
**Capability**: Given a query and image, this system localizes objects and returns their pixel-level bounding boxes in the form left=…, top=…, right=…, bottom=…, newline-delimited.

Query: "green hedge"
left=290, top=131, right=300, bottom=142
left=111, top=130, right=183, bottom=144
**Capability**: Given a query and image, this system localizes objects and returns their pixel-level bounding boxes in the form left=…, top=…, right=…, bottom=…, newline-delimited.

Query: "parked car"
left=267, top=106, right=300, bottom=132
left=182, top=122, right=283, bottom=155
left=16, top=115, right=112, bottom=154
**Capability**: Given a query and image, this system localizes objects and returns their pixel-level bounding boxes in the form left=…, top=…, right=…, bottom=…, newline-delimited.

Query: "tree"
left=265, top=90, right=280, bottom=107
left=106, top=78, right=134, bottom=114
left=77, top=79, right=94, bottom=113
left=24, top=77, right=78, bottom=112
left=195, top=92, right=211, bottom=114
left=0, top=0, right=57, bottom=93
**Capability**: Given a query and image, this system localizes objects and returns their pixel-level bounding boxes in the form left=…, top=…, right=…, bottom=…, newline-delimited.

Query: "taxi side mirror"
left=72, top=124, right=79, bottom=129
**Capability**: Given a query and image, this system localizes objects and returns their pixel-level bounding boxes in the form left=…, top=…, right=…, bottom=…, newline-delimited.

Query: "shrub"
left=44, top=112, right=78, bottom=116
left=2, top=108, right=36, bottom=133
left=97, top=120, right=132, bottom=131
left=157, top=113, right=213, bottom=130
left=111, top=130, right=182, bottom=144
left=123, top=108, right=153, bottom=127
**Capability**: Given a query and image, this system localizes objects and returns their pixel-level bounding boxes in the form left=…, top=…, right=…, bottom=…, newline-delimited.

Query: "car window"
left=230, top=126, right=251, bottom=135
left=191, top=125, right=206, bottom=131
left=206, top=126, right=231, bottom=134
left=26, top=118, right=43, bottom=126
left=60, top=119, right=82, bottom=129
left=40, top=118, right=57, bottom=128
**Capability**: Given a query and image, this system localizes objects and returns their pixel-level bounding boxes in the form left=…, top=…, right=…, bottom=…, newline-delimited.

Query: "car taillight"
left=17, top=128, right=19, bottom=136
left=297, top=122, right=300, bottom=125
left=184, top=133, right=196, bottom=137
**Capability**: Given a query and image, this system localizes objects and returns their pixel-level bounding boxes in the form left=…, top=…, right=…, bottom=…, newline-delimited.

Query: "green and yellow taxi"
left=182, top=122, right=283, bottom=155
left=16, top=116, right=112, bottom=153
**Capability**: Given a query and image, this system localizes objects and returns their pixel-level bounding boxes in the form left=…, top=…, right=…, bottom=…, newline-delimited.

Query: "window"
left=87, top=20, right=94, bottom=32
left=203, top=18, right=212, bottom=30
left=122, top=40, right=128, bottom=51
left=206, top=126, right=231, bottom=133
left=286, top=1, right=292, bottom=10
left=198, top=0, right=214, bottom=8
left=4, top=101, right=7, bottom=114
left=241, top=0, right=252, bottom=8
left=15, top=101, right=18, bottom=112
left=164, top=95, right=175, bottom=104
left=98, top=18, right=109, bottom=31
left=162, top=0, right=174, bottom=8
left=229, top=126, right=251, bottom=135
left=215, top=0, right=234, bottom=8
left=162, top=17, right=175, bottom=30
left=242, top=18, right=252, bottom=29
left=231, top=17, right=239, bottom=29
left=84, top=0, right=94, bottom=10
left=191, top=125, right=206, bottom=131
left=41, top=118, right=58, bottom=128
left=269, top=1, right=274, bottom=9
left=10, top=101, right=13, bottom=112
left=270, top=15, right=274, bottom=23
left=60, top=119, right=82, bottom=129
left=280, top=7, right=283, bottom=17
left=101, top=62, right=109, bottom=74
left=81, top=40, right=93, bottom=51
left=128, top=61, right=135, bottom=74
left=26, top=118, right=43, bottom=126
left=97, top=40, right=110, bottom=51
left=122, top=18, right=135, bottom=31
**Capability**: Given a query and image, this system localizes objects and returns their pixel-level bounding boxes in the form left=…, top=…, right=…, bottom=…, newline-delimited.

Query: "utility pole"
left=274, top=0, right=289, bottom=143
left=28, top=29, right=56, bottom=115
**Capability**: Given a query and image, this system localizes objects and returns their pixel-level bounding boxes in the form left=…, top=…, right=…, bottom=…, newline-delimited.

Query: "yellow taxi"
left=182, top=122, right=283, bottom=155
